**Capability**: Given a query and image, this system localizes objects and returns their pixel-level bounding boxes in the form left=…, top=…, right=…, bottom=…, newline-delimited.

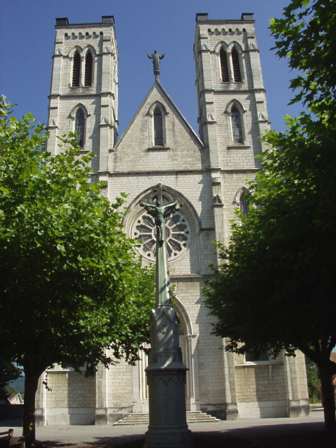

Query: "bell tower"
left=47, top=16, right=118, bottom=173
left=194, top=12, right=270, bottom=173
left=194, top=12, right=271, bottom=246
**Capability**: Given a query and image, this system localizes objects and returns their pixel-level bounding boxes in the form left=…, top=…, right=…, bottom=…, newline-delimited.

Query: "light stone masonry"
left=38, top=12, right=309, bottom=426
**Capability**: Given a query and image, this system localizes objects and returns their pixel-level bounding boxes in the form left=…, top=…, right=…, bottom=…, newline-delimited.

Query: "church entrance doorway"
left=133, top=299, right=194, bottom=413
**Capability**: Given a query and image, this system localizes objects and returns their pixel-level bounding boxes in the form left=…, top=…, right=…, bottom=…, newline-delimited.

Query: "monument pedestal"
left=145, top=368, right=192, bottom=448
left=141, top=189, right=192, bottom=447
left=144, top=307, right=192, bottom=448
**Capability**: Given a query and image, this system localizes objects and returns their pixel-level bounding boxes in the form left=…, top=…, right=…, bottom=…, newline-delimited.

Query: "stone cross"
left=141, top=184, right=176, bottom=307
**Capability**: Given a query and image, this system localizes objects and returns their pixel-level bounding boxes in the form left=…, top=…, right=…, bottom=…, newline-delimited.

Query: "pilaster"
left=95, top=363, right=109, bottom=424
left=284, top=352, right=310, bottom=417
left=35, top=372, right=47, bottom=426
left=222, top=340, right=238, bottom=419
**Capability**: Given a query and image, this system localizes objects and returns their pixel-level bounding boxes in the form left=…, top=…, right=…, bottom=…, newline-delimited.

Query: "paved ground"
left=1, top=410, right=334, bottom=447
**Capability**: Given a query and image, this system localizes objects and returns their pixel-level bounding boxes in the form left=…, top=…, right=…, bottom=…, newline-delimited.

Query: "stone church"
left=36, top=13, right=309, bottom=425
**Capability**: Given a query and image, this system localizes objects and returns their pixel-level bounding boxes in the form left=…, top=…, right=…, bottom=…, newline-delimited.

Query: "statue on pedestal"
left=142, top=184, right=192, bottom=448
left=147, top=51, right=165, bottom=81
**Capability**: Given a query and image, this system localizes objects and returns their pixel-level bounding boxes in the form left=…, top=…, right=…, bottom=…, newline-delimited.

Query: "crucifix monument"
left=142, top=184, right=192, bottom=448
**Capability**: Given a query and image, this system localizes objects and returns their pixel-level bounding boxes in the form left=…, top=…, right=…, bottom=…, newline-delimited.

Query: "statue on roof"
left=147, top=50, right=165, bottom=81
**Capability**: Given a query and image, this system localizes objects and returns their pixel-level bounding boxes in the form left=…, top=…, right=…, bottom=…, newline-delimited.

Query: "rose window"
left=132, top=209, right=190, bottom=262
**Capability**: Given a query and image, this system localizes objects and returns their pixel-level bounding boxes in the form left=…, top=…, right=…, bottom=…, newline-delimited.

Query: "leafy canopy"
left=0, top=98, right=154, bottom=375
left=205, top=0, right=336, bottom=369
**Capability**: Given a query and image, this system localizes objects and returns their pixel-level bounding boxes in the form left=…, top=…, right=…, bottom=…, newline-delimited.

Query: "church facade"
left=36, top=13, right=309, bottom=425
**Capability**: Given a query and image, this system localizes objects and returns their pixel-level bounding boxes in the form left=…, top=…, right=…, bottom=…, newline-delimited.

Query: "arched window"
left=231, top=104, right=244, bottom=144
left=239, top=189, right=250, bottom=215
left=153, top=105, right=164, bottom=146
left=219, top=47, right=229, bottom=82
left=84, top=51, right=93, bottom=86
left=231, top=47, right=242, bottom=82
left=72, top=51, right=81, bottom=87
left=75, top=108, right=85, bottom=148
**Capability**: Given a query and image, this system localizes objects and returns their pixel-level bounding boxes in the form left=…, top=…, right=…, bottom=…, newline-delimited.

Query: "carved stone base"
left=145, top=367, right=192, bottom=448
left=288, top=399, right=310, bottom=417
left=95, top=408, right=108, bottom=425
left=225, top=402, right=239, bottom=420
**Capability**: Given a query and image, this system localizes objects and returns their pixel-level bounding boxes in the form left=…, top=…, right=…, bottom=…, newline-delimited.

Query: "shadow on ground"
left=192, top=421, right=334, bottom=448
left=33, top=421, right=335, bottom=448
left=41, top=437, right=144, bottom=448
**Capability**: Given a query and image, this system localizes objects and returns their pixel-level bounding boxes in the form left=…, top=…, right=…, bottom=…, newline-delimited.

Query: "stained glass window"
left=132, top=192, right=190, bottom=261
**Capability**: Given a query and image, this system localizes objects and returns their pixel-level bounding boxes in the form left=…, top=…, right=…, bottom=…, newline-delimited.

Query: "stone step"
left=114, top=411, right=220, bottom=426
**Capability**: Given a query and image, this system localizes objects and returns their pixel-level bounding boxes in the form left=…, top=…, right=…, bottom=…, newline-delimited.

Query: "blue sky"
left=1, top=0, right=301, bottom=134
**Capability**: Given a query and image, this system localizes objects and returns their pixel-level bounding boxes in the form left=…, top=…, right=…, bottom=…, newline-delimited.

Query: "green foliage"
left=204, top=0, right=336, bottom=372
left=0, top=98, right=155, bottom=375
left=306, top=357, right=321, bottom=403
left=270, top=0, right=336, bottom=113
left=205, top=3, right=336, bottom=428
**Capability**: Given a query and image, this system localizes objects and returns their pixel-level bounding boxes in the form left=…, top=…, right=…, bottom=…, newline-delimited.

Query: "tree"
left=0, top=99, right=154, bottom=445
left=205, top=0, right=336, bottom=429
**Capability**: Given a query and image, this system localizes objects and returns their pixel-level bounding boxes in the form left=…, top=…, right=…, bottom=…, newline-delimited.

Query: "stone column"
left=35, top=372, right=47, bottom=426
left=143, top=187, right=192, bottom=447
left=145, top=307, right=192, bottom=448
left=222, top=341, right=238, bottom=419
left=95, top=363, right=108, bottom=424
left=284, top=352, right=310, bottom=417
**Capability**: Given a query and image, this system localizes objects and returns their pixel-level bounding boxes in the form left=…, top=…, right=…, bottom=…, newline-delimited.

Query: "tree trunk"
left=23, top=365, right=40, bottom=448
left=319, top=365, right=336, bottom=430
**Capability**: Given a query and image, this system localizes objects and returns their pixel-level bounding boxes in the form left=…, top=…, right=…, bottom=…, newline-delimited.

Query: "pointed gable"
left=113, top=82, right=204, bottom=172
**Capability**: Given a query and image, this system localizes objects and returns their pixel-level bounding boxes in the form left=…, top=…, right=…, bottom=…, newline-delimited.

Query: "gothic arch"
left=174, top=295, right=196, bottom=410
left=124, top=184, right=200, bottom=236
left=68, top=46, right=83, bottom=58
left=227, top=41, right=243, bottom=52
left=83, top=45, right=96, bottom=57
left=224, top=99, right=246, bottom=115
left=214, top=41, right=229, bottom=54
left=173, top=295, right=193, bottom=336
left=68, top=104, right=89, bottom=149
left=146, top=101, right=168, bottom=117
left=72, top=50, right=82, bottom=87
left=224, top=101, right=246, bottom=144
left=228, top=42, right=243, bottom=82
left=75, top=108, right=86, bottom=148
left=84, top=48, right=94, bottom=87
left=218, top=45, right=230, bottom=82
left=146, top=102, right=168, bottom=147
left=68, top=103, right=89, bottom=120
left=134, top=295, right=197, bottom=412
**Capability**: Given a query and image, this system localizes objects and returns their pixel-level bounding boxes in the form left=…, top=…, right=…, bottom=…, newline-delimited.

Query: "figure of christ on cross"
left=141, top=184, right=177, bottom=307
